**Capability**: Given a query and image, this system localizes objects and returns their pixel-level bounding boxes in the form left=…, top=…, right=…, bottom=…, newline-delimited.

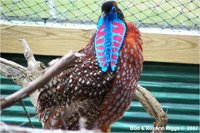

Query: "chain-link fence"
left=1, top=0, right=199, bottom=32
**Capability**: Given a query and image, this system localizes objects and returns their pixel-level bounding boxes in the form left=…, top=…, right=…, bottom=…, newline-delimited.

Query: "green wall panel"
left=0, top=54, right=199, bottom=132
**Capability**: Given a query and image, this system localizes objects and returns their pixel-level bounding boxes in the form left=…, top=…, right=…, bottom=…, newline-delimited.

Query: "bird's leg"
left=134, top=85, right=168, bottom=133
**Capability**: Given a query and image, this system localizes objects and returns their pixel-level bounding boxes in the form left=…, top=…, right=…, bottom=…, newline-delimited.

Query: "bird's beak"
left=101, top=11, right=106, bottom=18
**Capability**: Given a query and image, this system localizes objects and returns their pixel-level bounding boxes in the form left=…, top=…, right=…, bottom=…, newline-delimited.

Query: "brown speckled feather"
left=37, top=35, right=115, bottom=129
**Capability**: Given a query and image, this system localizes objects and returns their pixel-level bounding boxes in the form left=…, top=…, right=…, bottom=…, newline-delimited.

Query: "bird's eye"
left=111, top=6, right=116, bottom=12
left=109, top=6, right=116, bottom=14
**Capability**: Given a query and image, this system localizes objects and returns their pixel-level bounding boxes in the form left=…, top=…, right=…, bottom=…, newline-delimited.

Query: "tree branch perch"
left=0, top=122, right=100, bottom=133
left=0, top=50, right=84, bottom=109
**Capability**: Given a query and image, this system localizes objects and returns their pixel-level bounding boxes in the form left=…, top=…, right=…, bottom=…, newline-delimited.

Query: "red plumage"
left=36, top=1, right=143, bottom=132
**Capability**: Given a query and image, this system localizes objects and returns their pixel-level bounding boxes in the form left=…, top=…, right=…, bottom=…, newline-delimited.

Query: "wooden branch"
left=0, top=39, right=47, bottom=107
left=19, top=38, right=46, bottom=107
left=0, top=122, right=100, bottom=133
left=19, top=39, right=46, bottom=76
left=0, top=51, right=84, bottom=109
left=134, top=85, right=168, bottom=133
left=0, top=57, right=41, bottom=107
left=0, top=58, right=29, bottom=86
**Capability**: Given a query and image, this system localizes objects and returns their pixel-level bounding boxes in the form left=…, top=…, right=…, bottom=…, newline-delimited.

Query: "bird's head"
left=95, top=1, right=127, bottom=72
left=101, top=1, right=124, bottom=20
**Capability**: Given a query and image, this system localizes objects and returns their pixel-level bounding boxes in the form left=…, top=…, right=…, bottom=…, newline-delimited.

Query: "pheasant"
left=36, top=1, right=143, bottom=132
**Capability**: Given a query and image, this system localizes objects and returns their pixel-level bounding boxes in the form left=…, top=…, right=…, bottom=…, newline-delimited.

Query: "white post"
left=48, top=0, right=57, bottom=19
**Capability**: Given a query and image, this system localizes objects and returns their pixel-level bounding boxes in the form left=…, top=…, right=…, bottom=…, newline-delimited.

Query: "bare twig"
left=20, top=100, right=35, bottom=128
left=20, top=39, right=36, bottom=63
left=19, top=39, right=45, bottom=76
left=0, top=51, right=84, bottom=109
left=0, top=122, right=100, bottom=133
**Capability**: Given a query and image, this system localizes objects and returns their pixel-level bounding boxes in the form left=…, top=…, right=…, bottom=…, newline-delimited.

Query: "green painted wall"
left=1, top=54, right=199, bottom=132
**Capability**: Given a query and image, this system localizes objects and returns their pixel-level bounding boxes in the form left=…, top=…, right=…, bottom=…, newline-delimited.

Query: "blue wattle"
left=104, top=16, right=112, bottom=64
left=95, top=12, right=126, bottom=72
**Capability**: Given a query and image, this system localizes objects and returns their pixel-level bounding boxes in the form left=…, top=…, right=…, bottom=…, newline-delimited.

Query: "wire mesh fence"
left=0, top=0, right=199, bottom=131
left=1, top=0, right=199, bottom=32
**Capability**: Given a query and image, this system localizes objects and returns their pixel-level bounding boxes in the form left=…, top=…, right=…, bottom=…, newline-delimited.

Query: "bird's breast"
left=95, top=24, right=143, bottom=126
